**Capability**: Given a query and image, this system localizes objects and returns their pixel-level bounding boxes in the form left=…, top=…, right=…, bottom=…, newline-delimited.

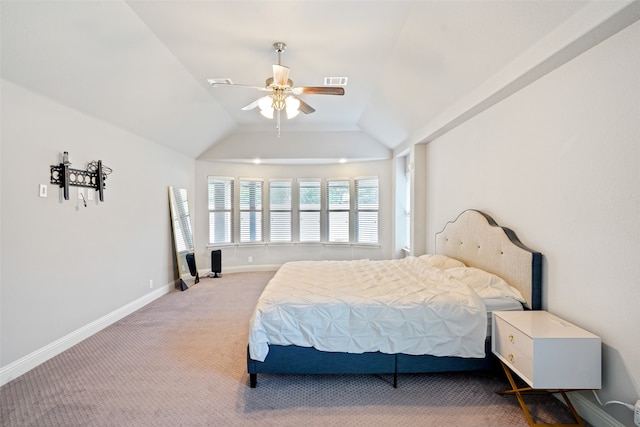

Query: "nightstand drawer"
left=496, top=342, right=533, bottom=381
left=494, top=316, right=533, bottom=358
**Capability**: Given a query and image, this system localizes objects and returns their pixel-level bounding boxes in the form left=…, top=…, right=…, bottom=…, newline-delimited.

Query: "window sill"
left=207, top=242, right=380, bottom=249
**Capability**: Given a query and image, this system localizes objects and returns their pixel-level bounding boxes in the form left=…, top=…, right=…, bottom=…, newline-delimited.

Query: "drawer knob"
left=508, top=353, right=514, bottom=363
left=508, top=334, right=514, bottom=343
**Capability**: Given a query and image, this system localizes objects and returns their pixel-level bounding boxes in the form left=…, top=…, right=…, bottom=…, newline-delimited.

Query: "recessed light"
left=339, top=158, right=347, bottom=164
left=253, top=159, right=261, bottom=164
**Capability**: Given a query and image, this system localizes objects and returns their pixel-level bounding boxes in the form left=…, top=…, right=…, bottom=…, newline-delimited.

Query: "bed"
left=247, top=209, right=542, bottom=387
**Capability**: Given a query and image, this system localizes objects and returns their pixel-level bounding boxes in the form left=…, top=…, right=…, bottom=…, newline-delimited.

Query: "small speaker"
left=211, top=249, right=222, bottom=278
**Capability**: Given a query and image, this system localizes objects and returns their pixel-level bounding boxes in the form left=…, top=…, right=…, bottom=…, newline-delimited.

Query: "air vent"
left=207, top=78, right=233, bottom=85
left=324, top=77, right=348, bottom=86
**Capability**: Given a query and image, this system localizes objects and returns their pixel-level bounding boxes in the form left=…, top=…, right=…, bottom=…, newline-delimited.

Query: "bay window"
left=269, top=179, right=292, bottom=242
left=207, top=175, right=378, bottom=246
left=239, top=179, right=263, bottom=243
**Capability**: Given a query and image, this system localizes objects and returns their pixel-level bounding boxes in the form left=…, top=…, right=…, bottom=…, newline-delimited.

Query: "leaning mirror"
left=168, top=187, right=199, bottom=291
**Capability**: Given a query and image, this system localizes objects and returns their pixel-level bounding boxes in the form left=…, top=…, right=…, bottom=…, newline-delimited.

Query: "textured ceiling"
left=2, top=1, right=637, bottom=162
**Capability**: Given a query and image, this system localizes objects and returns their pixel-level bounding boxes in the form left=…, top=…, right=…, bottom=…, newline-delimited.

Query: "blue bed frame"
left=248, top=210, right=542, bottom=388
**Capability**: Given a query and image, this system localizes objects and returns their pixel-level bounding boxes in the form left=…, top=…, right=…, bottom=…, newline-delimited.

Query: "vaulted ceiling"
left=2, top=1, right=638, bottom=163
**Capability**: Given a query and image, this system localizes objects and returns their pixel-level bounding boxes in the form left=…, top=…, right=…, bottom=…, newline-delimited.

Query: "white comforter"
left=248, top=257, right=488, bottom=362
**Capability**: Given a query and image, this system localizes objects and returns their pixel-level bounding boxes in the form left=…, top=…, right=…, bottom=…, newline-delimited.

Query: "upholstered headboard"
left=435, top=209, right=542, bottom=310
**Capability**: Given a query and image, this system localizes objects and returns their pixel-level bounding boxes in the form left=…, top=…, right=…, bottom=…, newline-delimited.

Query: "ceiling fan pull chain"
left=276, top=109, right=281, bottom=137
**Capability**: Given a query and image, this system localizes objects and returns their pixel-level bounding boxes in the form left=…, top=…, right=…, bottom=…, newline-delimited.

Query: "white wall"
left=198, top=131, right=391, bottom=163
left=194, top=160, right=393, bottom=271
left=0, top=80, right=195, bottom=378
left=423, top=21, right=640, bottom=426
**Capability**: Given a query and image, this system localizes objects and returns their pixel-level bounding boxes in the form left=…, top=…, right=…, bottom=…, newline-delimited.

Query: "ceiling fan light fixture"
left=285, top=96, right=300, bottom=118
left=258, top=93, right=300, bottom=120
left=271, top=88, right=287, bottom=111
left=258, top=96, right=274, bottom=118
left=208, top=42, right=344, bottom=132
left=272, top=99, right=286, bottom=111
left=258, top=95, right=272, bottom=110
left=260, top=109, right=274, bottom=119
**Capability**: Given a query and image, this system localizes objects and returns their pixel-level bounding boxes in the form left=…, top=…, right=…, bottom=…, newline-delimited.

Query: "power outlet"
left=149, top=279, right=153, bottom=289
left=248, top=256, right=253, bottom=263
left=634, top=399, right=640, bottom=426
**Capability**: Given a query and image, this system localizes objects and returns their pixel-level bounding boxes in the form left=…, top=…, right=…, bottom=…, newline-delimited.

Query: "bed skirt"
left=247, top=338, right=495, bottom=388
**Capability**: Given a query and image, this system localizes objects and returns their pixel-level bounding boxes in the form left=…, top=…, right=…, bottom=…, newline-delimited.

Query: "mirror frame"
left=168, top=186, right=199, bottom=290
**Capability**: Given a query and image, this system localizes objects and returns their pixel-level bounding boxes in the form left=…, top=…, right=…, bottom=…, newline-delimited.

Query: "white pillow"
left=417, top=254, right=466, bottom=270
left=445, top=267, right=526, bottom=303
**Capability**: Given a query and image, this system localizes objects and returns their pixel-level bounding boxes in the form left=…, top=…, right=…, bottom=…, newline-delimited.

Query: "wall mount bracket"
left=50, top=152, right=109, bottom=202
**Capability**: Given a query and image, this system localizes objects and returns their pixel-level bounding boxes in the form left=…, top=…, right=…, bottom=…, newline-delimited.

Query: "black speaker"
left=211, top=249, right=222, bottom=278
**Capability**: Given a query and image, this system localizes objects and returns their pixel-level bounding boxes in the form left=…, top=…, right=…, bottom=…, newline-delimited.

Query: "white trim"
left=206, top=264, right=279, bottom=275
left=0, top=283, right=172, bottom=386
left=556, top=392, right=627, bottom=427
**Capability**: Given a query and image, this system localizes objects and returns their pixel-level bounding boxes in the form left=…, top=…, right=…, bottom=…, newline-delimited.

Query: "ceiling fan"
left=207, top=42, right=345, bottom=135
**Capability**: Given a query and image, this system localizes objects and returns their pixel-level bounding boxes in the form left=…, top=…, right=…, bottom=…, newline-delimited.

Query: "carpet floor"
left=1, top=272, right=587, bottom=426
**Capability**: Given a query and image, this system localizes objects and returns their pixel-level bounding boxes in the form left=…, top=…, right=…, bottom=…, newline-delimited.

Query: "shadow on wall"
left=591, top=344, right=638, bottom=424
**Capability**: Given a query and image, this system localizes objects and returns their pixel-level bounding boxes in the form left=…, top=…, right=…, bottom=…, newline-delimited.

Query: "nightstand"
left=492, top=310, right=601, bottom=427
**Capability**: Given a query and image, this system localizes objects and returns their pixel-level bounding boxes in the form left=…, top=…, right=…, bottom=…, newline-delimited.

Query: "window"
left=207, top=175, right=379, bottom=246
left=269, top=180, right=292, bottom=242
left=355, top=177, right=379, bottom=244
left=404, top=169, right=411, bottom=250
left=299, top=179, right=321, bottom=242
left=208, top=177, right=233, bottom=244
left=327, top=179, right=350, bottom=242
left=239, top=179, right=263, bottom=243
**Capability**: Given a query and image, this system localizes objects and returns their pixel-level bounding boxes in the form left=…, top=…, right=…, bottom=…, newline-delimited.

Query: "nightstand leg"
left=497, top=361, right=585, bottom=427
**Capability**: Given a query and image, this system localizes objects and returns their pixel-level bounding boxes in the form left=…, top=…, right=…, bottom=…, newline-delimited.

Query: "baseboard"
left=558, top=392, right=626, bottom=427
left=0, top=284, right=172, bottom=387
left=200, top=264, right=279, bottom=276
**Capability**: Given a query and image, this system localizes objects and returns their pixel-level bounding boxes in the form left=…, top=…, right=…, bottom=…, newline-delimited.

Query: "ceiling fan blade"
left=241, top=99, right=261, bottom=111
left=272, top=65, right=290, bottom=86
left=292, top=86, right=345, bottom=95
left=207, top=79, right=270, bottom=91
left=297, top=98, right=316, bottom=114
